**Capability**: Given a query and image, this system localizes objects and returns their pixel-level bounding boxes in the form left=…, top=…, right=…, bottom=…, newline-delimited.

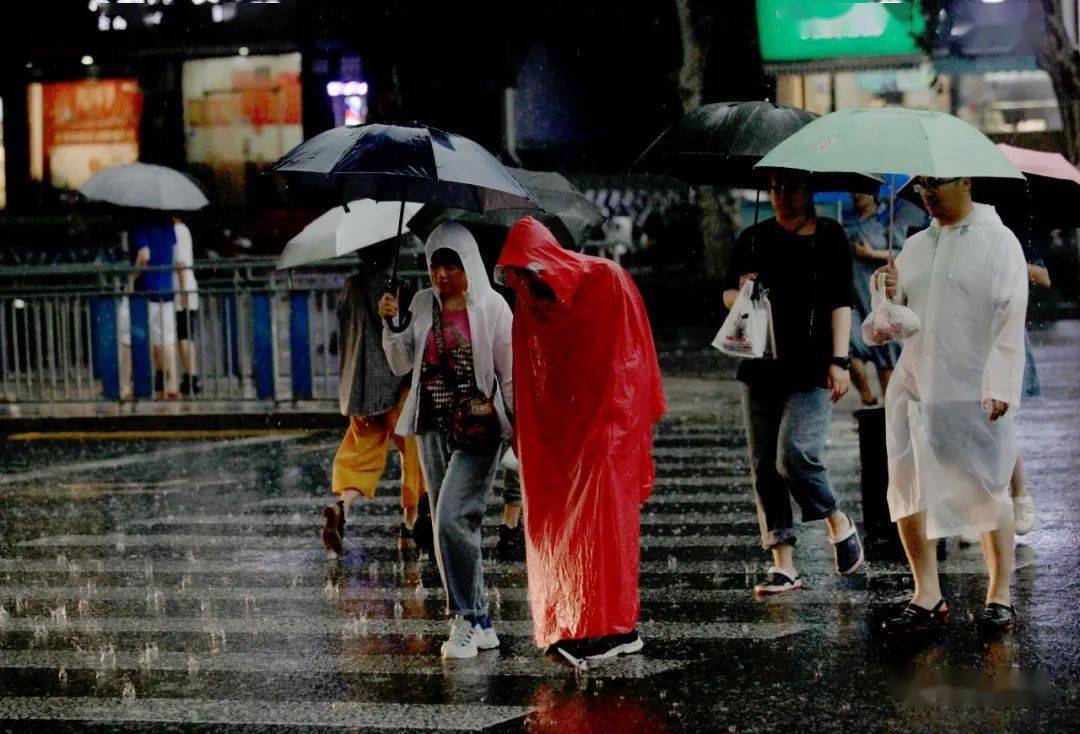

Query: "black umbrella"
left=270, top=122, right=538, bottom=331
left=635, top=100, right=881, bottom=193
left=407, top=167, right=605, bottom=249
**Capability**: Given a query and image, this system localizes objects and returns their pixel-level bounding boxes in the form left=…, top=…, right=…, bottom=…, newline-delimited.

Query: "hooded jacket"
left=497, top=216, right=666, bottom=647
left=884, top=203, right=1028, bottom=538
left=382, top=222, right=514, bottom=439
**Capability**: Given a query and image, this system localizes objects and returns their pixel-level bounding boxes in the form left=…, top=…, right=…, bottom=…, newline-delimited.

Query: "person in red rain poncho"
left=495, top=216, right=666, bottom=666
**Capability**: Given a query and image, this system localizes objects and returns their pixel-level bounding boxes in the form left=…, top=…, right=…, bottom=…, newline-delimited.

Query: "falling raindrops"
left=100, top=644, right=117, bottom=669
left=393, top=599, right=404, bottom=620
left=56, top=553, right=68, bottom=571
left=50, top=605, right=68, bottom=625
left=187, top=654, right=200, bottom=676
left=667, top=555, right=678, bottom=571
left=180, top=575, right=192, bottom=593
left=14, top=596, right=25, bottom=614
left=139, top=643, right=160, bottom=668
left=58, top=667, right=68, bottom=685
left=77, top=599, right=90, bottom=617
left=243, top=592, right=257, bottom=615
left=143, top=561, right=154, bottom=580
left=200, top=600, right=213, bottom=619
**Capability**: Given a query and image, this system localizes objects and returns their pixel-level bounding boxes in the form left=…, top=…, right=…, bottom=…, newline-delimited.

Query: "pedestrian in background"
left=118, top=215, right=179, bottom=401
left=497, top=216, right=665, bottom=666
left=321, top=251, right=426, bottom=558
left=379, top=222, right=514, bottom=660
left=845, top=192, right=901, bottom=406
left=723, top=170, right=863, bottom=596
left=172, top=216, right=201, bottom=397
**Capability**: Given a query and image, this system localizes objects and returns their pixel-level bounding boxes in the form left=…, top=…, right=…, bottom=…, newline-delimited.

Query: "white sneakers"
left=474, top=624, right=500, bottom=651
left=440, top=616, right=500, bottom=659
left=1013, top=494, right=1036, bottom=536
left=441, top=616, right=478, bottom=658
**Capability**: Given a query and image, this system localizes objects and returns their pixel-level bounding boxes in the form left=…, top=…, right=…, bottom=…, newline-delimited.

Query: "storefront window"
left=182, top=53, right=302, bottom=206
left=27, top=79, right=143, bottom=190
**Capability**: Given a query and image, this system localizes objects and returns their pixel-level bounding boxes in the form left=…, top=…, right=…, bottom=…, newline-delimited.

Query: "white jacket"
left=382, top=222, right=514, bottom=439
left=884, top=203, right=1028, bottom=538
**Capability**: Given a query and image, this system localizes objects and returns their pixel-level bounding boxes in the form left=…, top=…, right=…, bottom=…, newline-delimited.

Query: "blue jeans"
left=740, top=384, right=840, bottom=549
left=417, top=432, right=500, bottom=617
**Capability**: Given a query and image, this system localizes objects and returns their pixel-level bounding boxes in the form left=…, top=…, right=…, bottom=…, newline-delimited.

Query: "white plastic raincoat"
left=883, top=204, right=1028, bottom=538
left=382, top=222, right=514, bottom=439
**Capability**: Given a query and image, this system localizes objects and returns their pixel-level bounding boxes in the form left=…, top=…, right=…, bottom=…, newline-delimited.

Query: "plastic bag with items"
left=862, top=271, right=921, bottom=346
left=712, top=279, right=773, bottom=359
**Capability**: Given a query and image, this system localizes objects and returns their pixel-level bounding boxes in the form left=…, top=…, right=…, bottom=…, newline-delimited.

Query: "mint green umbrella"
left=756, top=107, right=1024, bottom=180
left=756, top=107, right=1025, bottom=257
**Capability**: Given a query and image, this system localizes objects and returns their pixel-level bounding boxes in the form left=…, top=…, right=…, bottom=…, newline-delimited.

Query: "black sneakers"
left=495, top=522, right=525, bottom=561
left=546, top=631, right=644, bottom=667
left=321, top=500, right=345, bottom=555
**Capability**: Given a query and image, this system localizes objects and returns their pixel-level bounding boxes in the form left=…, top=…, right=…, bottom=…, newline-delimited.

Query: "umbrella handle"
left=385, top=313, right=412, bottom=333
left=384, top=277, right=413, bottom=334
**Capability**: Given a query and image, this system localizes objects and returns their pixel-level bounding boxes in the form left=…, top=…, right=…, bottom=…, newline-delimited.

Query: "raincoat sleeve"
left=492, top=300, right=514, bottom=422
left=981, top=231, right=1028, bottom=407
left=381, top=320, right=416, bottom=378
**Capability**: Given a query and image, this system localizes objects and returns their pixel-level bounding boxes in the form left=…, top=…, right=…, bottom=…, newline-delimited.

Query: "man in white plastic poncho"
left=875, top=176, right=1027, bottom=636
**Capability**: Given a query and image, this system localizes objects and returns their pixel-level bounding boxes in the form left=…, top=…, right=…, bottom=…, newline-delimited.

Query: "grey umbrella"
left=79, top=163, right=209, bottom=211
left=407, top=168, right=605, bottom=248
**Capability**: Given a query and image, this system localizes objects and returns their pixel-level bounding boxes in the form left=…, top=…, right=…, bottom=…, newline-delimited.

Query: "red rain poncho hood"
left=497, top=216, right=666, bottom=647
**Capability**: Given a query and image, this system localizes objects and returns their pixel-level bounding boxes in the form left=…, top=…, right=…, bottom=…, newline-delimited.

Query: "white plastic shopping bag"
left=712, top=279, right=772, bottom=359
left=862, top=271, right=920, bottom=346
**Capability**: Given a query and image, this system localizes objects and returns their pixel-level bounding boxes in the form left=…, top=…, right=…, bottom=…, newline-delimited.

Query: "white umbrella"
left=79, top=163, right=209, bottom=210
left=278, top=199, right=423, bottom=270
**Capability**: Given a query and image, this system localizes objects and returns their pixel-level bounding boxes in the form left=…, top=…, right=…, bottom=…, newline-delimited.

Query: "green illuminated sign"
left=757, top=0, right=925, bottom=62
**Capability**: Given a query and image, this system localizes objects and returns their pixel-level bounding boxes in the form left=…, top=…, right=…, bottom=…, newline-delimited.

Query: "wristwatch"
left=830, top=356, right=851, bottom=371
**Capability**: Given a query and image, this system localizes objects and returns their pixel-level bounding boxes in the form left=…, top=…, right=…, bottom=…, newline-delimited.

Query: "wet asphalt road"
left=0, top=322, right=1078, bottom=732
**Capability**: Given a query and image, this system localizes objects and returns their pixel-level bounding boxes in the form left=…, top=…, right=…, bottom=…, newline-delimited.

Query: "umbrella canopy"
left=277, top=200, right=423, bottom=270
left=895, top=144, right=1080, bottom=230
left=756, top=107, right=1025, bottom=180
left=270, top=122, right=537, bottom=212
left=635, top=100, right=882, bottom=193
left=79, top=163, right=209, bottom=211
left=407, top=167, right=604, bottom=248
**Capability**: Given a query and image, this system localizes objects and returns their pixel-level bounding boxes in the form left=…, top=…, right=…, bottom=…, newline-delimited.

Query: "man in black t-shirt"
left=722, top=171, right=863, bottom=595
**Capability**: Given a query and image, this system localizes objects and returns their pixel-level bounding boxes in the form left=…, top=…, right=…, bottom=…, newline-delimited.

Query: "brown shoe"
left=321, top=500, right=345, bottom=554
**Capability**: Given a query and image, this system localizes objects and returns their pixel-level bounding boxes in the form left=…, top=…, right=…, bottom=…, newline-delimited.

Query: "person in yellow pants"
left=325, top=387, right=425, bottom=553
left=321, top=258, right=427, bottom=555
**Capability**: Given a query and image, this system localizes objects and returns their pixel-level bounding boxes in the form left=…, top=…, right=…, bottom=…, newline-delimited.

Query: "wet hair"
left=429, top=248, right=463, bottom=269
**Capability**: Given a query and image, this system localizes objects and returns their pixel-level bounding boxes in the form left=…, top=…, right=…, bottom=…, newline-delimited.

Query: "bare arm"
left=1027, top=263, right=1051, bottom=290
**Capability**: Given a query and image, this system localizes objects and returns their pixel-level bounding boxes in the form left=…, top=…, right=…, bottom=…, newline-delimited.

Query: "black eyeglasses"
left=769, top=181, right=809, bottom=194
left=912, top=177, right=961, bottom=194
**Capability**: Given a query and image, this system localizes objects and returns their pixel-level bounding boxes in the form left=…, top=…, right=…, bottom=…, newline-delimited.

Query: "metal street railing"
left=0, top=259, right=428, bottom=406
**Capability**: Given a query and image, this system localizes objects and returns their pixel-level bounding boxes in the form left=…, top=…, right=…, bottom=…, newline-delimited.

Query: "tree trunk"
left=674, top=0, right=732, bottom=279
left=1040, top=0, right=1080, bottom=163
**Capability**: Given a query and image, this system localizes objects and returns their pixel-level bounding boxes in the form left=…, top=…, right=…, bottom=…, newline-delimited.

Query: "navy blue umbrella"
left=271, top=122, right=537, bottom=331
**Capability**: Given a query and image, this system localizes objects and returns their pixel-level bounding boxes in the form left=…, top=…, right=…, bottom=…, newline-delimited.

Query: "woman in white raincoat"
left=875, top=176, right=1027, bottom=636
left=379, top=222, right=514, bottom=659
